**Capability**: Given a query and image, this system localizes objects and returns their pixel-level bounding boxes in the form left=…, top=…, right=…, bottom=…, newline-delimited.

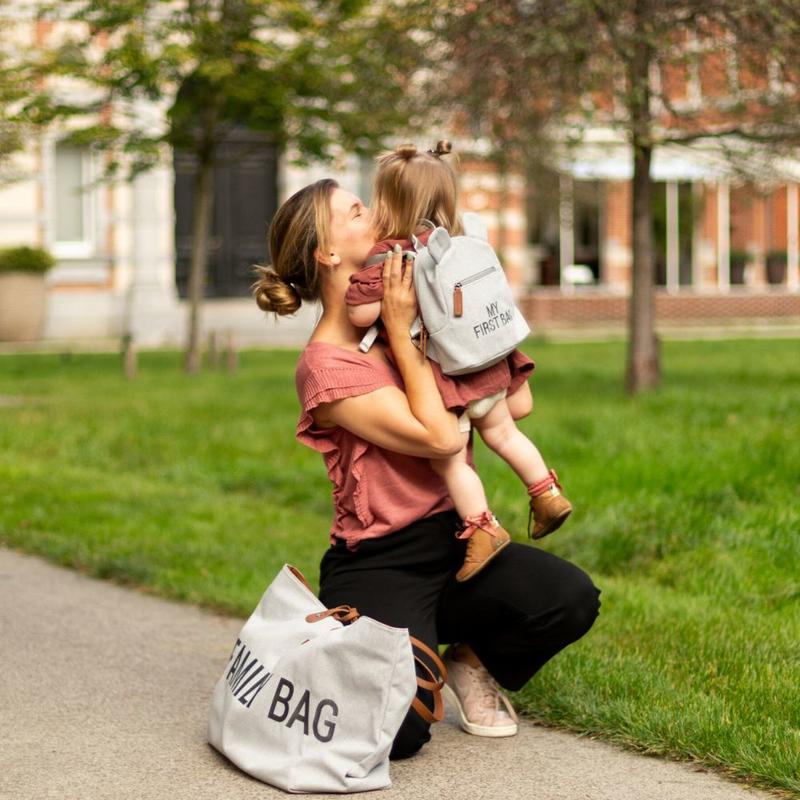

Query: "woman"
left=253, top=178, right=600, bottom=759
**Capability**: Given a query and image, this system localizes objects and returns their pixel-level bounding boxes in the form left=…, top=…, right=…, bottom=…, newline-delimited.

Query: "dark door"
left=174, top=130, right=279, bottom=298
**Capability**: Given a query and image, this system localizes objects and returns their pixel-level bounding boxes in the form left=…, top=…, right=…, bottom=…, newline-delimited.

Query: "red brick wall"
left=605, top=182, right=631, bottom=246
left=730, top=187, right=752, bottom=252
left=521, top=289, right=800, bottom=328
left=769, top=187, right=788, bottom=252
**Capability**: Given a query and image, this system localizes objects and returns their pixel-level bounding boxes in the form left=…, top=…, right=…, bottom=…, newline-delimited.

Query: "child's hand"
left=380, top=245, right=417, bottom=338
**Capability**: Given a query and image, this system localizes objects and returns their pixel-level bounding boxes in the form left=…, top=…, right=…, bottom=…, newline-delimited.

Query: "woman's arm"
left=317, top=385, right=464, bottom=458
left=316, top=247, right=463, bottom=458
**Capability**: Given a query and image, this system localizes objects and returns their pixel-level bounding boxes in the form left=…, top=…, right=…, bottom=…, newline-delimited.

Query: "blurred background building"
left=1, top=4, right=798, bottom=347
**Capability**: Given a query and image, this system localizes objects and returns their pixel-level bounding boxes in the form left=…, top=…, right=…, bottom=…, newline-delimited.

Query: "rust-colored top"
left=295, top=342, right=456, bottom=548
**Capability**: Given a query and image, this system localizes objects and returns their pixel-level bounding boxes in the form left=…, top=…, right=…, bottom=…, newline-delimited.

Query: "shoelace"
left=457, top=509, right=499, bottom=541
left=465, top=663, right=506, bottom=714
left=527, top=468, right=562, bottom=498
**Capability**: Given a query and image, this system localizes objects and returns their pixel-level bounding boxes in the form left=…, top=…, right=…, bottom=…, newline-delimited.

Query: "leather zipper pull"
left=421, top=323, right=428, bottom=359
left=453, top=283, right=463, bottom=317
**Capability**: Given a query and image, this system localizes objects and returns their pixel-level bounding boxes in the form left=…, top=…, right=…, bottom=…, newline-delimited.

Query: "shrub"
left=0, top=246, right=56, bottom=275
left=765, top=251, right=787, bottom=285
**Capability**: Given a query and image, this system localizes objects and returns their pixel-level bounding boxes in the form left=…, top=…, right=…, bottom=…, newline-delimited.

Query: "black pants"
left=319, top=510, right=601, bottom=760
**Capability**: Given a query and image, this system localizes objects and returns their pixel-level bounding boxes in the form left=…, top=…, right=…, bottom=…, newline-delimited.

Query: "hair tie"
left=428, top=140, right=452, bottom=158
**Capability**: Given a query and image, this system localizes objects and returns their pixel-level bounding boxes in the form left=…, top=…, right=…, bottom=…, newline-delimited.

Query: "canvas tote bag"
left=208, top=564, right=445, bottom=793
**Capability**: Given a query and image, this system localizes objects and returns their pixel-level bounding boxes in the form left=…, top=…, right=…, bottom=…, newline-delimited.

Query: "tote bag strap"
left=291, top=565, right=448, bottom=726
left=409, top=636, right=448, bottom=724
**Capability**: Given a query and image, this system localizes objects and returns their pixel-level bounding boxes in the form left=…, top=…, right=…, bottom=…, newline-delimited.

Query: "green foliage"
left=0, top=246, right=56, bottom=274
left=0, top=7, right=30, bottom=174
left=434, top=0, right=800, bottom=167
left=0, top=339, right=798, bottom=792
left=26, top=0, right=428, bottom=176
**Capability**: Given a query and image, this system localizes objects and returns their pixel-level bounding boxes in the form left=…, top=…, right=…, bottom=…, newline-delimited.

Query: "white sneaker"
left=442, top=651, right=519, bottom=737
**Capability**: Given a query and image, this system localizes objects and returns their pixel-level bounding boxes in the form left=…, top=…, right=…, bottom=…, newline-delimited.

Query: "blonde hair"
left=371, top=140, right=461, bottom=241
left=252, top=179, right=337, bottom=316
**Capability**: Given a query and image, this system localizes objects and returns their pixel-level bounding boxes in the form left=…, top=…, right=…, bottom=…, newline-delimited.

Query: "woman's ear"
left=316, top=250, right=342, bottom=268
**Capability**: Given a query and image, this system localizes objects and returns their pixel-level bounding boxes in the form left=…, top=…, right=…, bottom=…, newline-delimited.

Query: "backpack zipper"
left=453, top=266, right=497, bottom=318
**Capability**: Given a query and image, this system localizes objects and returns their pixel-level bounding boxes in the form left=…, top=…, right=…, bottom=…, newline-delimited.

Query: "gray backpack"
left=410, top=213, right=530, bottom=374
left=359, top=213, right=530, bottom=374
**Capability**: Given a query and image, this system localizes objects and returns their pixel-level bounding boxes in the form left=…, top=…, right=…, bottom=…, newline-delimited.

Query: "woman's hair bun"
left=251, top=265, right=301, bottom=316
left=395, top=143, right=418, bottom=160
left=431, top=139, right=452, bottom=157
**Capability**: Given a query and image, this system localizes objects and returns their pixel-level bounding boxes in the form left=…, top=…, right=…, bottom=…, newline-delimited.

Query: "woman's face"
left=326, top=188, right=375, bottom=269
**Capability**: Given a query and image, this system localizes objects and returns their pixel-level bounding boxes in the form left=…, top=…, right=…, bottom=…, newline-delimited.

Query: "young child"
left=345, top=141, right=572, bottom=581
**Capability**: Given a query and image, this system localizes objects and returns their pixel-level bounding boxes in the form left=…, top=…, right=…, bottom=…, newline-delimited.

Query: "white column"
left=717, top=181, right=730, bottom=293
left=125, top=162, right=181, bottom=345
left=559, top=174, right=574, bottom=292
left=666, top=181, right=680, bottom=294
left=787, top=182, right=799, bottom=291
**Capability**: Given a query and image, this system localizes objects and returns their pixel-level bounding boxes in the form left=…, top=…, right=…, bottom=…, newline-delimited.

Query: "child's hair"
left=371, top=140, right=461, bottom=241
left=252, top=179, right=338, bottom=316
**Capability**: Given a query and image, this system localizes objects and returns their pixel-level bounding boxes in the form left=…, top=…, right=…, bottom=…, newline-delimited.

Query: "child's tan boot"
left=527, top=469, right=572, bottom=539
left=455, top=510, right=510, bottom=582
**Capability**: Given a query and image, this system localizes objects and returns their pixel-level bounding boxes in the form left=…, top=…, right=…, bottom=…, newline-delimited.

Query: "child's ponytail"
left=372, top=140, right=459, bottom=240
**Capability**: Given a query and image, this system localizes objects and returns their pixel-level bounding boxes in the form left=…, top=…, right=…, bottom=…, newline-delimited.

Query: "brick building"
left=455, top=134, right=800, bottom=331
left=451, top=28, right=800, bottom=332
left=1, top=6, right=799, bottom=344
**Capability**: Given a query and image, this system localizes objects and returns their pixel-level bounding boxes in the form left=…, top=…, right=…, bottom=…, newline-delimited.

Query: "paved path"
left=0, top=548, right=777, bottom=800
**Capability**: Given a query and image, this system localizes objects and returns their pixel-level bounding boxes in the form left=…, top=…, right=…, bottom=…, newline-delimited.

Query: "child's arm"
left=347, top=300, right=382, bottom=329
left=346, top=260, right=386, bottom=328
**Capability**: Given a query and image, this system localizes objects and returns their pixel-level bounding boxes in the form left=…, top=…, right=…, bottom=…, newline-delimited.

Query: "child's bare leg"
left=474, top=397, right=572, bottom=540
left=429, top=434, right=489, bottom=520
left=472, top=398, right=549, bottom=485
left=506, top=382, right=533, bottom=420
left=430, top=432, right=511, bottom=581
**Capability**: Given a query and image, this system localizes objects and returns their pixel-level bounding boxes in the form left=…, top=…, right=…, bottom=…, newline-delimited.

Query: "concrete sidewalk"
left=0, top=548, right=777, bottom=800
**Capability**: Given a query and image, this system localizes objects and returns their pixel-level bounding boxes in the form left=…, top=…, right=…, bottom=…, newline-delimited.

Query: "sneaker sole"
left=442, top=683, right=518, bottom=737
left=455, top=537, right=510, bottom=583
left=531, top=507, right=572, bottom=540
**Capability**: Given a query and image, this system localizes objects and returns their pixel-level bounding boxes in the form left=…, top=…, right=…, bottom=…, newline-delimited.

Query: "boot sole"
left=455, top=537, right=510, bottom=582
left=442, top=683, right=519, bottom=737
left=530, top=507, right=572, bottom=540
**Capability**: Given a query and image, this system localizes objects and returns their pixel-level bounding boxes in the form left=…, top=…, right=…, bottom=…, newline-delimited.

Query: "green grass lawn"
left=1, top=339, right=798, bottom=795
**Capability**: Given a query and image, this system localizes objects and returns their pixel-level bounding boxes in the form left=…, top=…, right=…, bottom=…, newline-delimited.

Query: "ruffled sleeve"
left=295, top=345, right=395, bottom=452
left=295, top=345, right=399, bottom=536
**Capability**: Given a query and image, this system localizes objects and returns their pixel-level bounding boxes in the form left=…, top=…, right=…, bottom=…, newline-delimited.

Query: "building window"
left=53, top=140, right=94, bottom=257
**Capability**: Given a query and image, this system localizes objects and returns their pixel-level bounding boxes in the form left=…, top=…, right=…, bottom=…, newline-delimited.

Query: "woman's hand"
left=318, top=245, right=461, bottom=457
left=380, top=245, right=417, bottom=341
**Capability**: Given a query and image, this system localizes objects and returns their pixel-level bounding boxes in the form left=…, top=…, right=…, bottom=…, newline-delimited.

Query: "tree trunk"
left=626, top=141, right=660, bottom=393
left=184, top=158, right=214, bottom=374
left=495, top=155, right=509, bottom=266
left=625, top=21, right=660, bottom=395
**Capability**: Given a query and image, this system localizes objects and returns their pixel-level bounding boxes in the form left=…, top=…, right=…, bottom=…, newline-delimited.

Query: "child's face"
left=327, top=188, right=375, bottom=269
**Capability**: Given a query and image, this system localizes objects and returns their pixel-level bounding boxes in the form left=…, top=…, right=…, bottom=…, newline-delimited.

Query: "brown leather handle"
left=414, top=655, right=442, bottom=691
left=288, top=565, right=314, bottom=592
left=410, top=637, right=448, bottom=683
left=305, top=605, right=360, bottom=624
left=295, top=575, right=447, bottom=725
left=409, top=636, right=447, bottom=724
left=411, top=690, right=443, bottom=724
